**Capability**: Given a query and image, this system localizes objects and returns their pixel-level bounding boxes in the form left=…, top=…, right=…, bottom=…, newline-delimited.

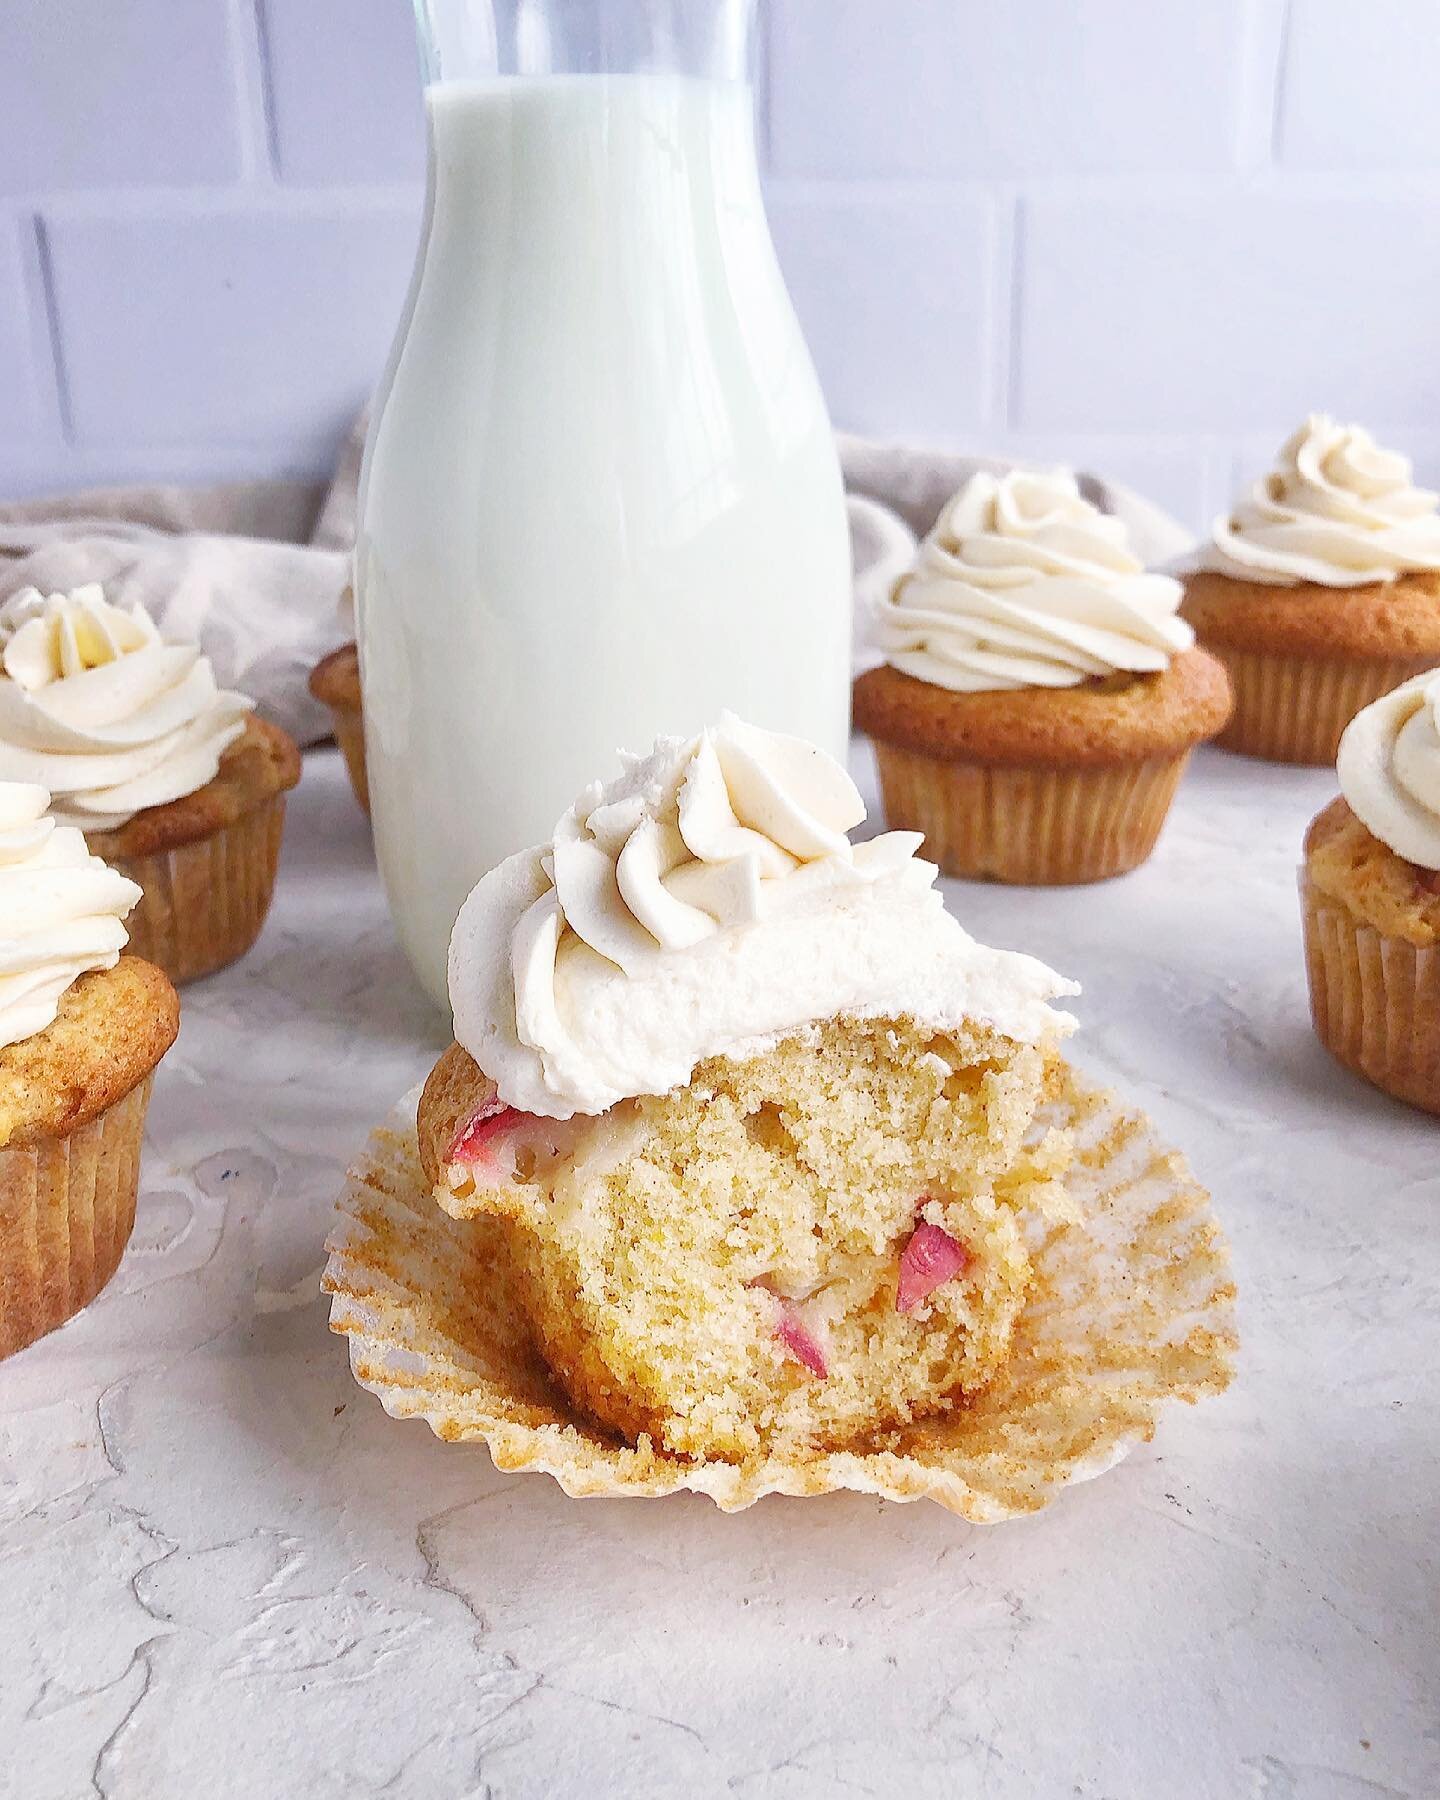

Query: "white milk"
left=356, top=75, right=851, bottom=1008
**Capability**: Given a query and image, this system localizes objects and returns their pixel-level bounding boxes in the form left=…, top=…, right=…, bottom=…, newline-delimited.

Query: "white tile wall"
left=767, top=0, right=1253, bottom=178
left=1015, top=190, right=1440, bottom=431
left=0, top=0, right=245, bottom=191
left=0, top=220, right=43, bottom=448
left=260, top=0, right=425, bottom=185
left=1278, top=0, right=1440, bottom=169
left=3, top=0, right=1438, bottom=532
left=44, top=200, right=419, bottom=447
left=766, top=190, right=1002, bottom=438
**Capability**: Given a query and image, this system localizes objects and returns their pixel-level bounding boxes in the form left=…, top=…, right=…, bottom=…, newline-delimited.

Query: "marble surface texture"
left=1, top=741, right=1436, bottom=1800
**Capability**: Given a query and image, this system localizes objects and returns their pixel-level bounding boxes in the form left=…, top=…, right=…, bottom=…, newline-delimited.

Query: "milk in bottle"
left=357, top=14, right=851, bottom=1007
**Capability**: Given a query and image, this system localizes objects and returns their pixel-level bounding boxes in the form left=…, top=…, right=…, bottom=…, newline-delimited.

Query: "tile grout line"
left=228, top=0, right=282, bottom=185
left=30, top=215, right=75, bottom=446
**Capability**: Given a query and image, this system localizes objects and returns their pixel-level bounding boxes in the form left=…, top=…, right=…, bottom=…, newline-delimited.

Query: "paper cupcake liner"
left=323, top=1069, right=1236, bottom=1519
left=328, top=703, right=370, bottom=817
left=873, top=743, right=1189, bottom=885
left=1301, top=871, right=1440, bottom=1115
left=113, top=796, right=288, bottom=986
left=0, top=1076, right=153, bottom=1361
left=1213, top=649, right=1436, bottom=766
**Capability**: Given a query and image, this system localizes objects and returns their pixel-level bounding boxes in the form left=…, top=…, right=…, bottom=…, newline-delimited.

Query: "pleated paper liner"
left=0, top=1075, right=153, bottom=1361
left=1212, top=649, right=1436, bottom=766
left=872, top=742, right=1189, bottom=885
left=113, top=796, right=289, bottom=986
left=1301, top=871, right=1440, bottom=1116
left=323, top=1069, right=1237, bottom=1519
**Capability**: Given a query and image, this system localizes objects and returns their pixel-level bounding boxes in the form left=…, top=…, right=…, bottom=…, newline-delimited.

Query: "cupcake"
left=0, top=780, right=179, bottom=1358
left=416, top=714, right=1078, bottom=1465
left=308, top=584, right=367, bottom=816
left=308, top=641, right=367, bottom=815
left=852, top=469, right=1232, bottom=885
left=1303, top=669, right=1440, bottom=1114
left=1183, top=415, right=1440, bottom=765
left=0, top=585, right=301, bottom=984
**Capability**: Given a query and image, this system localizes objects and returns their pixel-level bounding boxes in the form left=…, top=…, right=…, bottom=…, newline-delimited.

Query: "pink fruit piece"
left=447, top=1090, right=576, bottom=1187
left=447, top=1089, right=517, bottom=1165
left=446, top=1091, right=548, bottom=1188
left=774, top=1303, right=829, bottom=1379
left=896, top=1220, right=971, bottom=1314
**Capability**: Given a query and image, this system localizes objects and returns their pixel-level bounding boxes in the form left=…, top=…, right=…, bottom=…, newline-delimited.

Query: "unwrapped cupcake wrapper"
left=1301, top=871, right=1440, bottom=1115
left=1213, top=650, right=1436, bottom=766
left=0, top=1076, right=153, bottom=1361
left=113, top=795, right=288, bottom=986
left=872, top=742, right=1189, bottom=885
left=328, top=703, right=370, bottom=817
left=323, top=1069, right=1236, bottom=1519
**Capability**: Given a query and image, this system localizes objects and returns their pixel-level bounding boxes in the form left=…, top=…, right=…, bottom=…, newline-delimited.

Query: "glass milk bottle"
left=356, top=0, right=852, bottom=1007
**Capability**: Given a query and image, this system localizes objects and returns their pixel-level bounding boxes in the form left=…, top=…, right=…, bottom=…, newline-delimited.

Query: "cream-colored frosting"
left=875, top=468, right=1193, bottom=693
left=1211, top=415, right=1440, bottom=588
left=0, top=780, right=141, bottom=1051
left=1336, top=669, right=1440, bottom=869
left=449, top=713, right=1078, bottom=1118
left=0, top=585, right=252, bottom=831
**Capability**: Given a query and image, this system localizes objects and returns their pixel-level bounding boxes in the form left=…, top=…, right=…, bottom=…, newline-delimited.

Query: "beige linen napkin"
left=0, top=418, right=1194, bottom=746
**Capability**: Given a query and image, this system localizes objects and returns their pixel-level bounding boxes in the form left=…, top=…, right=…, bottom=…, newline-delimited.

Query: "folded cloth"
left=0, top=417, right=1194, bottom=747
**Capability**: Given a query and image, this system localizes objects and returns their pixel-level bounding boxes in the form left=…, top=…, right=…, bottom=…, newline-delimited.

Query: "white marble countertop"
left=2, top=742, right=1435, bottom=1800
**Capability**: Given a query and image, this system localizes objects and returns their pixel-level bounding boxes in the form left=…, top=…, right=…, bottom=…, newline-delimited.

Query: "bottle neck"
left=413, top=0, right=755, bottom=84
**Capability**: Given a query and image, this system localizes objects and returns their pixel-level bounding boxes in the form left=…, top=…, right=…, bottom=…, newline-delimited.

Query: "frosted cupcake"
left=0, top=781, right=179, bottom=1358
left=852, top=469, right=1232, bottom=885
left=1183, top=416, right=1440, bottom=764
left=1303, top=669, right=1440, bottom=1113
left=0, top=585, right=301, bottom=983
left=416, top=714, right=1078, bottom=1465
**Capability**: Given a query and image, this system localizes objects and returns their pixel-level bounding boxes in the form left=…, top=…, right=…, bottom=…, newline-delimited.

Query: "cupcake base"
left=112, top=796, right=288, bottom=985
left=331, top=706, right=369, bottom=816
left=309, top=645, right=368, bottom=817
left=873, top=742, right=1190, bottom=885
left=1301, top=873, right=1440, bottom=1115
left=0, top=1076, right=153, bottom=1360
left=324, top=1070, right=1236, bottom=1518
left=1212, top=650, right=1436, bottom=766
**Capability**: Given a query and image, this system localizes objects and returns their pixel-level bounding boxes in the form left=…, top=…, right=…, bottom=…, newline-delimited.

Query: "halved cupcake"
left=0, top=584, right=300, bottom=983
left=418, top=715, right=1077, bottom=1463
left=853, top=469, right=1231, bottom=885
left=0, top=780, right=179, bottom=1358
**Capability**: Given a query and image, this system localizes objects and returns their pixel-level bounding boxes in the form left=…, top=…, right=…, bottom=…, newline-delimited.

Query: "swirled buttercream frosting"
left=1337, top=670, right=1440, bottom=870
left=875, top=469, right=1193, bottom=693
left=1210, top=415, right=1440, bottom=588
left=449, top=714, right=1078, bottom=1117
left=0, top=780, right=141, bottom=1050
left=0, top=585, right=252, bottom=831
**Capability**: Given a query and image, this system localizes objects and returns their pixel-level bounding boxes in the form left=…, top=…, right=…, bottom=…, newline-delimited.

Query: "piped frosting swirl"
left=1210, top=415, right=1440, bottom=588
left=0, top=585, right=252, bottom=831
left=875, top=469, right=1193, bottom=693
left=450, top=713, right=1077, bottom=1117
left=1337, top=670, right=1440, bottom=870
left=0, top=781, right=141, bottom=1050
